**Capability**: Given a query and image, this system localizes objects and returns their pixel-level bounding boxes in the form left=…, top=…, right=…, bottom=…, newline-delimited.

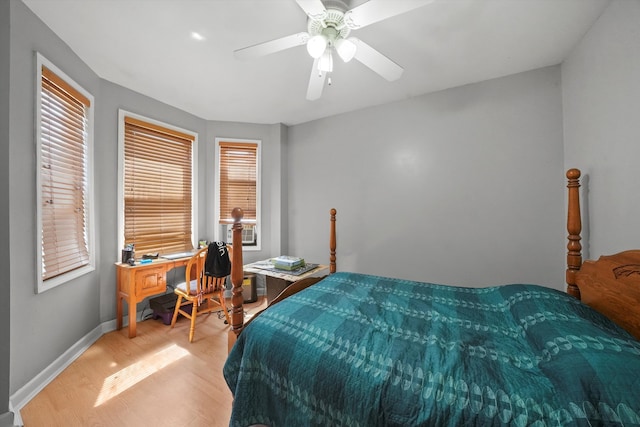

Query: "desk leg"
left=116, top=268, right=124, bottom=331
left=116, top=267, right=138, bottom=338
left=116, top=294, right=123, bottom=330
left=128, top=297, right=137, bottom=338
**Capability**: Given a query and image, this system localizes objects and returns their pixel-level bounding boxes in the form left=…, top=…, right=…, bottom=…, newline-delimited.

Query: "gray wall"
left=9, top=0, right=103, bottom=393
left=288, top=66, right=566, bottom=289
left=1, top=1, right=12, bottom=423
left=562, top=0, right=640, bottom=260
left=6, top=0, right=287, bottom=407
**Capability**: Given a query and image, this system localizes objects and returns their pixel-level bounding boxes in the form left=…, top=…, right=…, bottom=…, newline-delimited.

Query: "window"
left=36, top=54, right=95, bottom=292
left=216, top=139, right=260, bottom=250
left=119, top=112, right=197, bottom=256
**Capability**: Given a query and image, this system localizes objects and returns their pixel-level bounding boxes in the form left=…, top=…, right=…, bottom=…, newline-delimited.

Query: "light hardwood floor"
left=21, top=297, right=267, bottom=427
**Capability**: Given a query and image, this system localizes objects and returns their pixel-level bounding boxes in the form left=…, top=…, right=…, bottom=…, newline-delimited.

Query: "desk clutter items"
left=247, top=258, right=320, bottom=276
left=280, top=263, right=319, bottom=276
left=161, top=250, right=197, bottom=260
left=121, top=244, right=135, bottom=265
left=273, top=255, right=305, bottom=271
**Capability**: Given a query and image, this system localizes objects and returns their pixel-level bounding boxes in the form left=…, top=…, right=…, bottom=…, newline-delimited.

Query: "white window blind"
left=39, top=65, right=92, bottom=283
left=123, top=116, right=194, bottom=255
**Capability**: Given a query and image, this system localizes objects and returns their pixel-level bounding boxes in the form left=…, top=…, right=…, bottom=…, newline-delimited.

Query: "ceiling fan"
left=234, top=0, right=434, bottom=100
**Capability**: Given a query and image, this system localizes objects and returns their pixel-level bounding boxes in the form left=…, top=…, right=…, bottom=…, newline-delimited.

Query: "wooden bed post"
left=566, top=168, right=582, bottom=299
left=228, top=207, right=338, bottom=351
left=330, top=208, right=337, bottom=273
left=229, top=208, right=244, bottom=347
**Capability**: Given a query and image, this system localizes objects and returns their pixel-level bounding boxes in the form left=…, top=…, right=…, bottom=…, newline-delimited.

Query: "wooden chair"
left=170, top=246, right=232, bottom=342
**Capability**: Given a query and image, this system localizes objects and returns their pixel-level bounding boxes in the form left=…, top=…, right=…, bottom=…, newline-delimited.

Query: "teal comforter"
left=224, top=272, right=640, bottom=426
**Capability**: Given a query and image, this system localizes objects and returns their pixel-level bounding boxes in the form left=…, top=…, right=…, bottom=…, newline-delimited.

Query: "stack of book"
left=273, top=256, right=305, bottom=271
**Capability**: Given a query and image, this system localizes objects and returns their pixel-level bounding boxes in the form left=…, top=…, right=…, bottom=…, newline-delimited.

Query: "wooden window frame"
left=215, top=138, right=261, bottom=251
left=35, top=53, right=95, bottom=293
left=117, top=110, right=198, bottom=257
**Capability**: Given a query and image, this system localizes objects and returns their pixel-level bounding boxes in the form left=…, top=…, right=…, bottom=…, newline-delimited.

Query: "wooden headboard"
left=565, top=168, right=640, bottom=340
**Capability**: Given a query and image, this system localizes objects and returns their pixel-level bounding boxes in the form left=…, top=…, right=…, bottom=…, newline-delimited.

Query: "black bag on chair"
left=204, top=242, right=231, bottom=278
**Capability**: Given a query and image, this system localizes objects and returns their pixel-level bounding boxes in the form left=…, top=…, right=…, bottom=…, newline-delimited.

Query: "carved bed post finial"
left=230, top=207, right=244, bottom=336
left=330, top=208, right=337, bottom=274
left=566, top=168, right=582, bottom=299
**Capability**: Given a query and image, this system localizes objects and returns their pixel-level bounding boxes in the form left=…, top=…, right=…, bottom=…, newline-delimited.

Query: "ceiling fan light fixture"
left=335, top=37, right=357, bottom=62
left=318, top=49, right=334, bottom=72
left=236, top=0, right=423, bottom=100
left=307, top=35, right=328, bottom=59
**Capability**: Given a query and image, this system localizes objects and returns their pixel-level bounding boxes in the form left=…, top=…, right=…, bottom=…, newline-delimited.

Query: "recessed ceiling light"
left=191, top=32, right=205, bottom=41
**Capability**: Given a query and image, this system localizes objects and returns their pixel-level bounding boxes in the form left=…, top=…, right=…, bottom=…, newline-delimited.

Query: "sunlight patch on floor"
left=94, top=344, right=189, bottom=407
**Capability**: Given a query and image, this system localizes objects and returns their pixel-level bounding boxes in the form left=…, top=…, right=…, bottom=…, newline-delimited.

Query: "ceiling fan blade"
left=344, top=0, right=434, bottom=29
left=295, top=0, right=327, bottom=21
left=352, top=38, right=403, bottom=81
left=234, top=32, right=309, bottom=60
left=306, top=58, right=326, bottom=101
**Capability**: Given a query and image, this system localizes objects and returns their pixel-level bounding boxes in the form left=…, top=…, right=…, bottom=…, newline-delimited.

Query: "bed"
left=222, top=169, right=640, bottom=426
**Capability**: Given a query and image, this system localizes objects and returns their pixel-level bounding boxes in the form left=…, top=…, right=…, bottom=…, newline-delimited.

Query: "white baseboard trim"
left=8, top=318, right=121, bottom=426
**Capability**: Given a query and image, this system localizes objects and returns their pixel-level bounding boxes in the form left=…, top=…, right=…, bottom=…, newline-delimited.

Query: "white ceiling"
left=21, top=0, right=610, bottom=126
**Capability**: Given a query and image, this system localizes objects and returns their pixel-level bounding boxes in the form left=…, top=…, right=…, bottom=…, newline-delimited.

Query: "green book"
left=273, top=256, right=305, bottom=270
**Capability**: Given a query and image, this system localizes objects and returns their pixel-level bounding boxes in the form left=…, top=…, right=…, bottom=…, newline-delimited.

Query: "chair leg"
left=170, top=295, right=183, bottom=328
left=219, top=289, right=231, bottom=325
left=188, top=301, right=197, bottom=343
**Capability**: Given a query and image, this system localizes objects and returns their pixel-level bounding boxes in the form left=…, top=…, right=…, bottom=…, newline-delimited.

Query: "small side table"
left=243, top=261, right=329, bottom=303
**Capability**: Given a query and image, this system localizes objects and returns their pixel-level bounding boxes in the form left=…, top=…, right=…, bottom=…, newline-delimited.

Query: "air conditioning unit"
left=227, top=225, right=256, bottom=245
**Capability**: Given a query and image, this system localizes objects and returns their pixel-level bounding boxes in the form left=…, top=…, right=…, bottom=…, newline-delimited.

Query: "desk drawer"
left=135, top=267, right=167, bottom=297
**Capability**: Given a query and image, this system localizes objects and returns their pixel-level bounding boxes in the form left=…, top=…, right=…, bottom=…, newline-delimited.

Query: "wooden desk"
left=116, top=256, right=191, bottom=338
left=243, top=261, right=329, bottom=303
